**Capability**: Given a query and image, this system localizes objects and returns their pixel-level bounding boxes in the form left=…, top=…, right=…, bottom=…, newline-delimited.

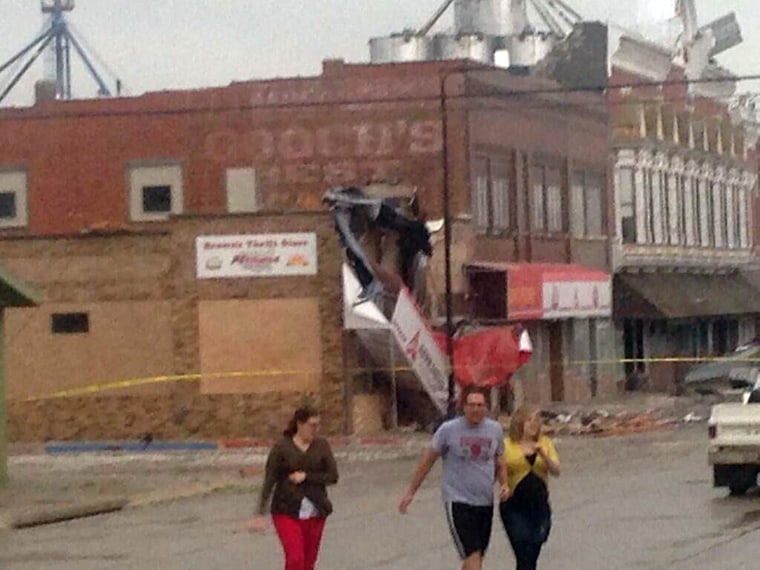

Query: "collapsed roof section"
left=323, top=184, right=434, bottom=319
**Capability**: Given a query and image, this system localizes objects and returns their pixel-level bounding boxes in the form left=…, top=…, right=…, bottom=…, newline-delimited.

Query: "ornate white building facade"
left=610, top=44, right=760, bottom=392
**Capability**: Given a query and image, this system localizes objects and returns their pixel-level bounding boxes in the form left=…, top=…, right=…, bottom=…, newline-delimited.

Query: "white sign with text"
left=196, top=233, right=318, bottom=279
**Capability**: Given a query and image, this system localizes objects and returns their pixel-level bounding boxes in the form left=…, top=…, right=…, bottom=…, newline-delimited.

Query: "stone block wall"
left=4, top=211, right=347, bottom=441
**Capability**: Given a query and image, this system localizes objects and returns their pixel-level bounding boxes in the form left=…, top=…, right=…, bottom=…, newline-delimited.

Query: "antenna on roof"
left=0, top=0, right=122, bottom=105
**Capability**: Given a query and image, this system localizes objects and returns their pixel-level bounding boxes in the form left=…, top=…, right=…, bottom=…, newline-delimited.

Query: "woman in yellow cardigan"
left=500, top=406, right=560, bottom=570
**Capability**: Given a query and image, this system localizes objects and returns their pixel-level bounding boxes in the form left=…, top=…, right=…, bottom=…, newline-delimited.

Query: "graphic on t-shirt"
left=459, top=436, right=494, bottom=462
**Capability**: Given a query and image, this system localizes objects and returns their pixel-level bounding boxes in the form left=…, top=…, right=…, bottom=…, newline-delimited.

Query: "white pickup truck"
left=708, top=370, right=760, bottom=495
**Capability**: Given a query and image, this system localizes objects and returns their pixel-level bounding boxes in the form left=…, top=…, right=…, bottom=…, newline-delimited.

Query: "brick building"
left=3, top=213, right=345, bottom=441
left=541, top=22, right=760, bottom=392
left=0, top=59, right=618, bottom=439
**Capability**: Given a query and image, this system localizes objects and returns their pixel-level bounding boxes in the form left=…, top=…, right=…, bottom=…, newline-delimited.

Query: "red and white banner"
left=470, top=262, right=612, bottom=320
left=391, top=288, right=448, bottom=413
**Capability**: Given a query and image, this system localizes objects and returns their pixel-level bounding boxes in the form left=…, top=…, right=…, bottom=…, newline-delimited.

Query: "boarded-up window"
left=198, top=298, right=322, bottom=394
left=226, top=167, right=258, bottom=213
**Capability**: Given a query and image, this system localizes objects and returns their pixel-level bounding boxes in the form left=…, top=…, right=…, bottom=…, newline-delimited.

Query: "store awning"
left=467, top=262, right=612, bottom=320
left=615, top=272, right=760, bottom=320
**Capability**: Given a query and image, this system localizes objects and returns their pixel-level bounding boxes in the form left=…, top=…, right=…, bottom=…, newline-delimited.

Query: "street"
left=1, top=425, right=758, bottom=569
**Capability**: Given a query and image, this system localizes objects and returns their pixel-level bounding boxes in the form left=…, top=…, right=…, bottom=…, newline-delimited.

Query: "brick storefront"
left=4, top=212, right=345, bottom=441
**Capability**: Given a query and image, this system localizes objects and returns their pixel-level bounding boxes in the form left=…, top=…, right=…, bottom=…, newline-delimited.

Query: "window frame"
left=51, top=312, right=90, bottom=335
left=0, top=169, right=29, bottom=228
left=128, top=162, right=184, bottom=222
left=530, top=158, right=564, bottom=235
left=471, top=152, right=515, bottom=236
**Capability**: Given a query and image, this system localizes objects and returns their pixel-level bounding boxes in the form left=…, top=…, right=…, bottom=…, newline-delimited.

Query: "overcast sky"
left=1, top=0, right=758, bottom=106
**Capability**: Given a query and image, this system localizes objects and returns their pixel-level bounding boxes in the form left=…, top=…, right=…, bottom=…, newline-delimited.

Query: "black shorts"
left=445, top=502, right=494, bottom=559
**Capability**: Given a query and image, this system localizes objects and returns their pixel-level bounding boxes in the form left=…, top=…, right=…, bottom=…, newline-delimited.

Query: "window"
left=697, top=177, right=710, bottom=246
left=618, top=167, right=636, bottom=243
left=684, top=174, right=696, bottom=246
left=650, top=170, right=664, bottom=244
left=707, top=180, right=717, bottom=246
left=738, top=186, right=752, bottom=249
left=226, top=167, right=258, bottom=213
left=546, top=167, right=562, bottom=232
left=531, top=162, right=563, bottom=233
left=51, top=312, right=89, bottom=334
left=142, top=185, right=172, bottom=213
left=643, top=170, right=655, bottom=243
left=472, top=154, right=513, bottom=234
left=129, top=163, right=183, bottom=221
left=666, top=172, right=680, bottom=245
left=677, top=174, right=688, bottom=245
left=571, top=170, right=605, bottom=237
left=473, top=159, right=489, bottom=231
left=570, top=171, right=585, bottom=237
left=726, top=184, right=736, bottom=249
left=693, top=177, right=702, bottom=246
left=0, top=192, right=17, bottom=219
left=712, top=181, right=724, bottom=248
left=490, top=161, right=510, bottom=231
left=0, top=170, right=28, bottom=228
left=531, top=165, right=545, bottom=231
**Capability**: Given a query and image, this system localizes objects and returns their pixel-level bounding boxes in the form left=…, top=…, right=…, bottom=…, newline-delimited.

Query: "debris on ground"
left=504, top=394, right=713, bottom=438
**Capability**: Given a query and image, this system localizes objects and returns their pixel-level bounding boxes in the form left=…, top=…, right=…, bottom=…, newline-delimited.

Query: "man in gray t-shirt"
left=399, top=386, right=510, bottom=570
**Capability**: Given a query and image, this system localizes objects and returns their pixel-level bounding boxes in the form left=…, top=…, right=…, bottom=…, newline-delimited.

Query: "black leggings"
left=500, top=501, right=551, bottom=570
left=511, top=541, right=543, bottom=570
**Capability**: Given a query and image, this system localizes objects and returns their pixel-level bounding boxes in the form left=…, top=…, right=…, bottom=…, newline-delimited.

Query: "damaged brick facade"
left=0, top=59, right=621, bottom=441
left=3, top=213, right=345, bottom=441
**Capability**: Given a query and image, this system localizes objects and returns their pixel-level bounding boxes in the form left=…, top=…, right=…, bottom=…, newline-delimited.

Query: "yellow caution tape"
left=10, top=356, right=760, bottom=403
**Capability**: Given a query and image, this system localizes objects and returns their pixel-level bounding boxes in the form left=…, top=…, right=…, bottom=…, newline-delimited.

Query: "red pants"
left=272, top=514, right=326, bottom=570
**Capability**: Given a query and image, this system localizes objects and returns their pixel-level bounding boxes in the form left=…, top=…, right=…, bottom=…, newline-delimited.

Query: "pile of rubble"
left=526, top=394, right=711, bottom=437
left=538, top=409, right=680, bottom=437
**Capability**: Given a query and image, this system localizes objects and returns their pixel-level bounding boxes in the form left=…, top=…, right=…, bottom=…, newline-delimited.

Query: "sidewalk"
left=0, top=393, right=711, bottom=530
left=0, top=434, right=431, bottom=531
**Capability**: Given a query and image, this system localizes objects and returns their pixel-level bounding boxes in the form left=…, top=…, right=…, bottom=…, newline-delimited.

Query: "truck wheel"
left=729, top=482, right=752, bottom=496
left=729, top=468, right=757, bottom=496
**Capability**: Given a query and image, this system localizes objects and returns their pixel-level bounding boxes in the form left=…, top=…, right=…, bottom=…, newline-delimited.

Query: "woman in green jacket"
left=249, top=406, right=339, bottom=570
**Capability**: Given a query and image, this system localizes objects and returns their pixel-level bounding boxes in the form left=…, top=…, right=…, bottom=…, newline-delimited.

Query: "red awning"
left=467, top=262, right=612, bottom=320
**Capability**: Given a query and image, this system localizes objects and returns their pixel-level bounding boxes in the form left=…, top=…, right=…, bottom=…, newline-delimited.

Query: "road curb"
left=41, top=436, right=415, bottom=454
left=2, top=498, right=129, bottom=530
left=45, top=441, right=219, bottom=454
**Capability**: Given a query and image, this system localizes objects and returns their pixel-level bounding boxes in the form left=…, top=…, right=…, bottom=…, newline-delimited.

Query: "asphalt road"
left=1, top=425, right=759, bottom=569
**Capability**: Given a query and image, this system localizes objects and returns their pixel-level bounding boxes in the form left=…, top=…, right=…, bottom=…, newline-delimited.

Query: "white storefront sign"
left=391, top=288, right=448, bottom=413
left=196, top=233, right=318, bottom=279
left=542, top=278, right=612, bottom=320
